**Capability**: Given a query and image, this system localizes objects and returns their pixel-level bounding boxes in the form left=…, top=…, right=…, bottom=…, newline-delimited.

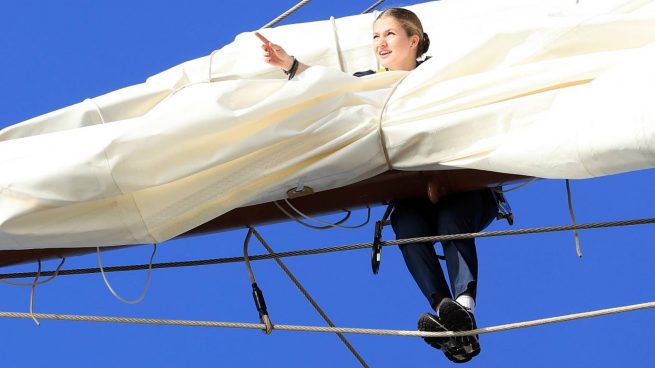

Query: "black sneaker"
left=437, top=298, right=481, bottom=360
left=417, top=312, right=472, bottom=363
left=418, top=312, right=449, bottom=350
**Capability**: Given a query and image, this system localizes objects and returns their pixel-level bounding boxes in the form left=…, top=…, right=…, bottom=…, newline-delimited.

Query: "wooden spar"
left=0, top=169, right=528, bottom=268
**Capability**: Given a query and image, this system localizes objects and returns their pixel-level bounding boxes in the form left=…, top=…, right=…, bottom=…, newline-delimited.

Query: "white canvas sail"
left=1, top=0, right=654, bottom=250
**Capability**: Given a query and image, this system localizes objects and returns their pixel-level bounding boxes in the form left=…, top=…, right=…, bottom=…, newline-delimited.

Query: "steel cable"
left=1, top=217, right=654, bottom=280
left=0, top=300, right=653, bottom=337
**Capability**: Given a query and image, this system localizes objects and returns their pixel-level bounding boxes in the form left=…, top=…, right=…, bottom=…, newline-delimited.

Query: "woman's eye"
left=373, top=35, right=379, bottom=40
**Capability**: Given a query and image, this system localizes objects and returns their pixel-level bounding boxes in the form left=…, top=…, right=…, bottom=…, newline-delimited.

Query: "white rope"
left=378, top=73, right=410, bottom=169
left=208, top=50, right=219, bottom=82
left=280, top=199, right=371, bottom=229
left=29, top=260, right=42, bottom=326
left=0, top=257, right=65, bottom=325
left=261, top=0, right=312, bottom=29
left=0, top=257, right=65, bottom=286
left=373, top=9, right=381, bottom=70
left=566, top=179, right=583, bottom=257
left=3, top=300, right=653, bottom=337
left=273, top=200, right=355, bottom=230
left=97, top=244, right=157, bottom=304
left=494, top=178, right=539, bottom=193
left=330, top=16, right=345, bottom=72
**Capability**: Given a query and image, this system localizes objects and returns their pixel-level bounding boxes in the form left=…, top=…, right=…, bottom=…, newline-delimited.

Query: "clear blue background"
left=1, top=1, right=653, bottom=367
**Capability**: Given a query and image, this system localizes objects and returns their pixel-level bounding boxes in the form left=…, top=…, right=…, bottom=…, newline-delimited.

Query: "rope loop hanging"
left=274, top=200, right=371, bottom=230
left=97, top=244, right=157, bottom=305
left=566, top=179, right=583, bottom=257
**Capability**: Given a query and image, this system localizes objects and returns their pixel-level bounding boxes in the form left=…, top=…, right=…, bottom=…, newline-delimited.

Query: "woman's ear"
left=411, top=34, right=420, bottom=47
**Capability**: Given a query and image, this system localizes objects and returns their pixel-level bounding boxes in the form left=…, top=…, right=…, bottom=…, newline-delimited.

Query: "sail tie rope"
left=330, top=16, right=345, bottom=72
left=29, top=260, right=42, bottom=325
left=274, top=200, right=371, bottom=229
left=377, top=73, right=409, bottom=170
left=566, top=179, right=583, bottom=257
left=273, top=201, right=353, bottom=229
left=96, top=244, right=157, bottom=304
left=0, top=257, right=66, bottom=286
left=493, top=178, right=539, bottom=193
left=0, top=257, right=66, bottom=325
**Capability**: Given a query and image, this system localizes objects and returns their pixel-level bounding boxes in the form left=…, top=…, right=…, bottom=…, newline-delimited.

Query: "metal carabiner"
left=371, top=204, right=394, bottom=274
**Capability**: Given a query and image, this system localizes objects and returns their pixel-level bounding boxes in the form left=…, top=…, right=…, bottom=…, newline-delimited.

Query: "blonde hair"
left=376, top=8, right=430, bottom=58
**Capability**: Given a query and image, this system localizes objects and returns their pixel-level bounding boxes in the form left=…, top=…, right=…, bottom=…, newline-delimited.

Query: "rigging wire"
left=245, top=227, right=369, bottom=367
left=361, top=0, right=385, bottom=14
left=261, top=0, right=312, bottom=29
left=0, top=300, right=653, bottom=337
left=2, top=216, right=653, bottom=280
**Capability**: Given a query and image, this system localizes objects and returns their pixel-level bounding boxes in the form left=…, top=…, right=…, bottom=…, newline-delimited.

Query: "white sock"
left=456, top=295, right=475, bottom=313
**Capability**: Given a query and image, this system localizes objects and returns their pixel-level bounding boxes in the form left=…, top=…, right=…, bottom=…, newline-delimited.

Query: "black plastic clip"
left=372, top=204, right=394, bottom=274
left=492, top=186, right=514, bottom=225
left=251, top=282, right=273, bottom=334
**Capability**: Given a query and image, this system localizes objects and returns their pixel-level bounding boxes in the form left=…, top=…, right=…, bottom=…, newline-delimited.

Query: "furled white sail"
left=1, top=0, right=654, bottom=250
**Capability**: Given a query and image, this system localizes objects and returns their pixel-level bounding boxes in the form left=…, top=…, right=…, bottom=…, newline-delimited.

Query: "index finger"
left=255, top=32, right=271, bottom=45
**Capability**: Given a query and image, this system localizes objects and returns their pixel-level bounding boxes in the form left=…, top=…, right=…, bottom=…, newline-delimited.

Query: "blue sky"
left=1, top=1, right=653, bottom=367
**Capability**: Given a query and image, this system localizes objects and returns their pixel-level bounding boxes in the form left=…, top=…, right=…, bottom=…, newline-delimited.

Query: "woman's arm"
left=255, top=32, right=309, bottom=79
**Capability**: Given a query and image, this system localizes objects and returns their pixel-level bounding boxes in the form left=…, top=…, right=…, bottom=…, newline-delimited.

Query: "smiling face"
left=373, top=16, right=420, bottom=71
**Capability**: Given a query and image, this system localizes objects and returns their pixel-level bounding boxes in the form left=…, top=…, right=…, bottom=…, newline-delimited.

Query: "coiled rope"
left=0, top=300, right=652, bottom=337
left=2, top=216, right=653, bottom=280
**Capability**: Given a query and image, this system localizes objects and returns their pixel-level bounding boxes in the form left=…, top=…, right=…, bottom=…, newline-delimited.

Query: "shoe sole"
left=418, top=313, right=449, bottom=350
left=439, top=299, right=481, bottom=359
left=418, top=312, right=472, bottom=363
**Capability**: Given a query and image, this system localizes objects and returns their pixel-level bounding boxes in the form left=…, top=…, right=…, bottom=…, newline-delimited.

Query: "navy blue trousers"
left=391, top=189, right=498, bottom=310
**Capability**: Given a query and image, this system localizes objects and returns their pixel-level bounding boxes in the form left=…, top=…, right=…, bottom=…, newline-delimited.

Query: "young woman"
left=257, top=8, right=498, bottom=363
